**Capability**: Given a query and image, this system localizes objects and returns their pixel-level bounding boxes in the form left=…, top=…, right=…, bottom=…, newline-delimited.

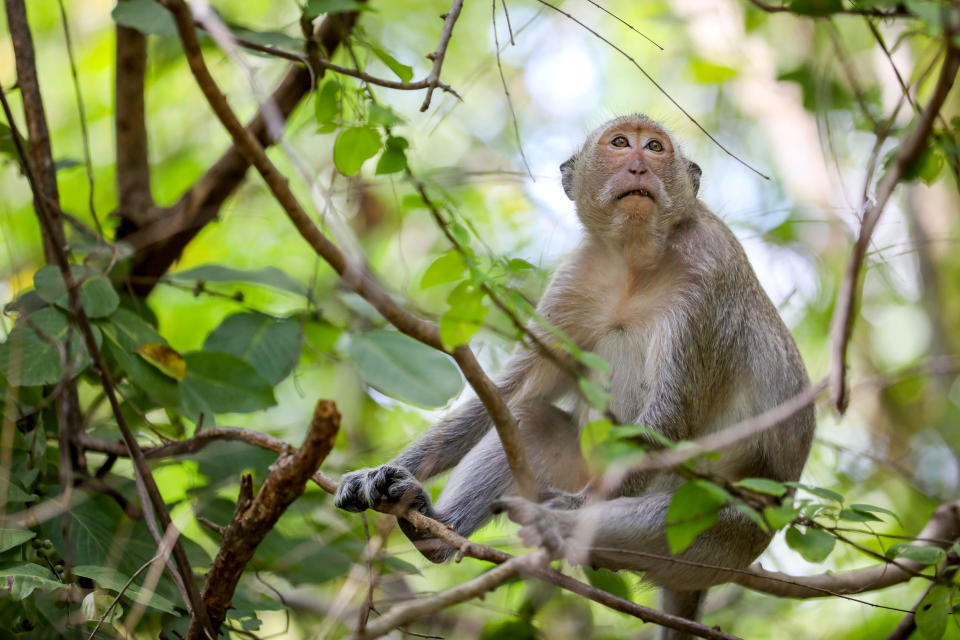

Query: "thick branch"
left=829, top=45, right=960, bottom=412
left=733, top=501, right=960, bottom=597
left=160, top=0, right=537, bottom=499
left=120, top=10, right=360, bottom=295
left=185, top=400, right=340, bottom=638
left=4, top=0, right=65, bottom=259
left=115, top=18, right=154, bottom=224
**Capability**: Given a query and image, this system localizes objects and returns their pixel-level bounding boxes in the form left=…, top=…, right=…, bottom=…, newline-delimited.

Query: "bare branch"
left=121, top=9, right=362, bottom=296
left=4, top=0, right=66, bottom=260
left=159, top=0, right=538, bottom=499
left=420, top=0, right=464, bottom=112
left=745, top=0, right=909, bottom=18
left=583, top=0, right=662, bottom=50
left=829, top=45, right=960, bottom=413
left=533, top=0, right=769, bottom=180
left=492, top=0, right=533, bottom=178
left=115, top=16, right=154, bottom=225
left=185, top=400, right=341, bottom=639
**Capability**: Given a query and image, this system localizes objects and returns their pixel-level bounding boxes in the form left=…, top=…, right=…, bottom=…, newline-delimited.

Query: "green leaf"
left=578, top=378, right=610, bottom=412
left=763, top=502, right=802, bottom=530
left=688, top=58, right=738, bottom=84
left=838, top=507, right=884, bottom=523
left=315, top=79, right=342, bottom=127
left=170, top=264, right=309, bottom=296
left=734, top=478, right=788, bottom=497
left=479, top=619, right=538, bottom=640
left=734, top=503, right=770, bottom=533
left=440, top=282, right=488, bottom=349
left=229, top=27, right=304, bottom=53
left=98, top=308, right=164, bottom=350
left=420, top=250, right=467, bottom=289
left=370, top=44, right=414, bottom=83
left=788, top=482, right=843, bottom=504
left=112, top=0, right=177, bottom=37
left=333, top=126, right=382, bottom=176
left=887, top=543, right=947, bottom=566
left=179, top=351, right=276, bottom=415
left=584, top=567, right=631, bottom=600
left=304, top=0, right=369, bottom=19
left=917, top=585, right=951, bottom=640
left=348, top=330, right=463, bottom=408
left=375, top=135, right=409, bottom=175
left=368, top=104, right=405, bottom=127
left=0, top=529, right=35, bottom=553
left=33, top=265, right=119, bottom=318
left=665, top=480, right=729, bottom=554
left=849, top=503, right=902, bottom=527
left=900, top=143, right=944, bottom=184
left=203, top=313, right=302, bottom=385
left=785, top=525, right=836, bottom=563
left=0, top=307, right=100, bottom=386
left=789, top=0, right=843, bottom=15
left=74, top=565, right=176, bottom=614
left=0, top=562, right=62, bottom=600
left=576, top=350, right=611, bottom=373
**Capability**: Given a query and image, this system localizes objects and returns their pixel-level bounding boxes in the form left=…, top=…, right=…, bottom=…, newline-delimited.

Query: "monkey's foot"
left=492, top=497, right=580, bottom=562
left=538, top=488, right=587, bottom=510
left=333, top=464, right=431, bottom=514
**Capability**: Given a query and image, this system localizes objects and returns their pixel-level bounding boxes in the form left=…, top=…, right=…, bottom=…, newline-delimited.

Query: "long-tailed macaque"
left=335, top=114, right=815, bottom=639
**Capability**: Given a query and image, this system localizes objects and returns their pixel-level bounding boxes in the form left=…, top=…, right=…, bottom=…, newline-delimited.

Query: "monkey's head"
left=561, top=115, right=702, bottom=248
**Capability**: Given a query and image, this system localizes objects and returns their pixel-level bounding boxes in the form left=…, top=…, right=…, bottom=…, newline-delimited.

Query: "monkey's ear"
left=688, top=161, right=702, bottom=196
left=560, top=154, right=578, bottom=200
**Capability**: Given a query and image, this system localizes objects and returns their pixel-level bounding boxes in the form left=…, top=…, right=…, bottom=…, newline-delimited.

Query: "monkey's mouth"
left=616, top=188, right=654, bottom=201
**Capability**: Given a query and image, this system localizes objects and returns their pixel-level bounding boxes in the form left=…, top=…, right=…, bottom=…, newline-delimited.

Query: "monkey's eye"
left=611, top=135, right=629, bottom=148
left=646, top=139, right=664, bottom=152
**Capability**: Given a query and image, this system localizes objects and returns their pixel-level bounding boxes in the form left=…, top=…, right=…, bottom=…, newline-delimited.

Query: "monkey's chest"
left=581, top=323, right=656, bottom=423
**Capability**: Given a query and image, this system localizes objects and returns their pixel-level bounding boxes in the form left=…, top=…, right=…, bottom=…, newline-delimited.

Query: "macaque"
left=335, top=114, right=814, bottom=639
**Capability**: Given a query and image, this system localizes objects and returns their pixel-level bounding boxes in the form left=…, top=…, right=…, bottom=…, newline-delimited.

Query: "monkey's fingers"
left=491, top=497, right=542, bottom=525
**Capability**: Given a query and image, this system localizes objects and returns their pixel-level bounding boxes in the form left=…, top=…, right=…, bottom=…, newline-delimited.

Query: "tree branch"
left=115, top=12, right=154, bottom=226
left=3, top=0, right=65, bottom=261
left=120, top=8, right=362, bottom=296
left=733, top=501, right=960, bottom=597
left=159, top=0, right=538, bottom=500
left=185, top=400, right=340, bottom=639
left=419, top=0, right=463, bottom=112
left=829, top=44, right=960, bottom=413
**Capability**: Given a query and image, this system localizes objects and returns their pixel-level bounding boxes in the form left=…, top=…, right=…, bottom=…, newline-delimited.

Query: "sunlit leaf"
left=348, top=330, right=463, bottom=407
left=420, top=249, right=466, bottom=289
left=137, top=343, right=187, bottom=381
left=688, top=58, right=738, bottom=84
left=440, top=282, right=488, bottom=349
left=315, top=79, right=342, bottom=128
left=370, top=44, right=414, bottom=83
left=333, top=126, right=381, bottom=176
left=666, top=480, right=729, bottom=554
left=849, top=503, right=902, bottom=527
left=375, top=135, right=409, bottom=175
left=763, top=502, right=802, bottom=530
left=787, top=482, right=843, bottom=504
left=734, top=478, right=788, bottom=497
left=368, top=103, right=405, bottom=127
left=887, top=543, right=947, bottom=566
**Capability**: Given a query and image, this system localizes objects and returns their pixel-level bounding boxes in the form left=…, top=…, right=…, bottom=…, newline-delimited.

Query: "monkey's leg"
left=400, top=401, right=589, bottom=562
left=660, top=589, right=705, bottom=640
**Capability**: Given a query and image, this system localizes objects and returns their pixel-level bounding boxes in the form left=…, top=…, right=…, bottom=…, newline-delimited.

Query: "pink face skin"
left=592, top=122, right=675, bottom=218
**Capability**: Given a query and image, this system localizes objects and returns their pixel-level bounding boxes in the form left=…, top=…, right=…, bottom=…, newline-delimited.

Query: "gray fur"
left=334, top=115, right=814, bottom=640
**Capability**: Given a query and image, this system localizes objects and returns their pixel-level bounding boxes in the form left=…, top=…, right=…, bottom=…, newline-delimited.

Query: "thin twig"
left=583, top=0, right=662, bottom=50
left=420, top=0, right=464, bottom=111
left=534, top=0, right=769, bottom=180
left=745, top=0, right=908, bottom=17
left=829, top=46, right=960, bottom=413
left=492, top=0, right=533, bottom=179
left=56, top=0, right=101, bottom=236
left=500, top=0, right=515, bottom=45
left=87, top=553, right=162, bottom=640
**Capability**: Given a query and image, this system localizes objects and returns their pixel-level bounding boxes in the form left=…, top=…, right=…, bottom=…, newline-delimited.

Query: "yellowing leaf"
left=137, top=343, right=187, bottom=381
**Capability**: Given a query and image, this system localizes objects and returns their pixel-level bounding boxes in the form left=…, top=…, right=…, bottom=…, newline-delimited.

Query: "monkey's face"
left=562, top=115, right=700, bottom=248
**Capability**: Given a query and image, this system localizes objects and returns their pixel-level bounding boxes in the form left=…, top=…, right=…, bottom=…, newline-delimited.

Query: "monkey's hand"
left=492, top=497, right=583, bottom=563
left=333, top=465, right=432, bottom=515
left=538, top=488, right=587, bottom=511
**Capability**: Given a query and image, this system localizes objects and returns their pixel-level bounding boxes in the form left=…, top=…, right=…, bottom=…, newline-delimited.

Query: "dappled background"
left=1, top=0, right=959, bottom=638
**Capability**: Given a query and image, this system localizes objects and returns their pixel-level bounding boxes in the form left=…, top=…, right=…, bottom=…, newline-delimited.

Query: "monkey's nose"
left=627, top=159, right=647, bottom=175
